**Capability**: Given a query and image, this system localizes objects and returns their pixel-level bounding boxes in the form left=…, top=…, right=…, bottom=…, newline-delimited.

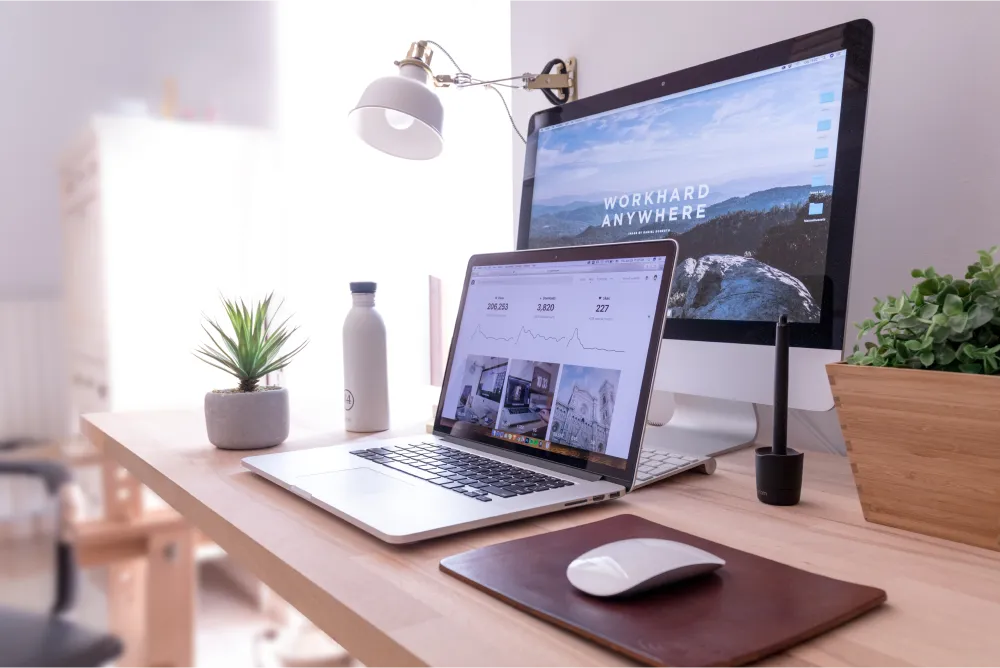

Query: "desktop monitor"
left=506, top=376, right=531, bottom=408
left=477, top=362, right=507, bottom=402
left=517, top=20, right=873, bottom=455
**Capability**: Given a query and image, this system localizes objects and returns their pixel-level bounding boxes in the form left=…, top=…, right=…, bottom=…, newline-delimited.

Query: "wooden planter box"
left=827, top=363, right=1000, bottom=551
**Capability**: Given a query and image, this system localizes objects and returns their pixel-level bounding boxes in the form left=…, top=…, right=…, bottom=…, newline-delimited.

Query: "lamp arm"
left=398, top=40, right=576, bottom=144
left=435, top=74, right=527, bottom=88
left=417, top=39, right=576, bottom=101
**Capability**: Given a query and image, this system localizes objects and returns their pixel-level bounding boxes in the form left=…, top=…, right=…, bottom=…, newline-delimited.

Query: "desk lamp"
left=349, top=40, right=577, bottom=159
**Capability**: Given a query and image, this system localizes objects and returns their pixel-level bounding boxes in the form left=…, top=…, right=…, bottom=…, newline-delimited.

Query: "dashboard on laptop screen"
left=437, top=255, right=668, bottom=473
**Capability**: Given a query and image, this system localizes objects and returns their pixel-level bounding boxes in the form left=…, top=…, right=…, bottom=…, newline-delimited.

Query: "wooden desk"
left=82, top=410, right=1000, bottom=667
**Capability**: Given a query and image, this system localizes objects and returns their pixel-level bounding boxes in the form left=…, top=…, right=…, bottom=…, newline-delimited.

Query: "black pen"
left=772, top=314, right=789, bottom=456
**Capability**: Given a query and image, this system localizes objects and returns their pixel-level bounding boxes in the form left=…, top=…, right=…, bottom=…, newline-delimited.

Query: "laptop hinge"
left=438, top=434, right=604, bottom=482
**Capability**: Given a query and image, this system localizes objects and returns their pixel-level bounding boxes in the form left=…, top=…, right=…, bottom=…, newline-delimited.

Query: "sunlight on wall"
left=276, top=1, right=513, bottom=426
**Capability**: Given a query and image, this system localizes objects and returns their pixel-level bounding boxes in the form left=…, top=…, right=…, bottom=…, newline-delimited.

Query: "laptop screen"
left=437, top=252, right=669, bottom=476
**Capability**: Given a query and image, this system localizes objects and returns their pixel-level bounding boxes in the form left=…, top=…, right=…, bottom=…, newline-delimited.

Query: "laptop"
left=243, top=239, right=684, bottom=543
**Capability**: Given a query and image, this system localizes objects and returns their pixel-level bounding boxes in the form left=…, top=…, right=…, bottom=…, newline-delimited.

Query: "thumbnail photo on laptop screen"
left=527, top=51, right=848, bottom=323
left=439, top=257, right=666, bottom=469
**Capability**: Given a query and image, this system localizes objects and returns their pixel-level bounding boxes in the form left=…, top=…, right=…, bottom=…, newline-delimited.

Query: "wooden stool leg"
left=147, top=528, right=197, bottom=667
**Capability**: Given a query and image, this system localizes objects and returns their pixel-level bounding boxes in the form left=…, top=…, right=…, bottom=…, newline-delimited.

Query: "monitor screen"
left=438, top=255, right=668, bottom=471
left=525, top=50, right=849, bottom=324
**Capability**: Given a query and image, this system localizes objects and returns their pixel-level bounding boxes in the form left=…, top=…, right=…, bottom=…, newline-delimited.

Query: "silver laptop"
left=244, top=239, right=683, bottom=543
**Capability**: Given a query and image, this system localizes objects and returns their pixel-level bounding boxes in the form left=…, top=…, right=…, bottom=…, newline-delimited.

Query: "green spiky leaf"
left=194, top=293, right=309, bottom=392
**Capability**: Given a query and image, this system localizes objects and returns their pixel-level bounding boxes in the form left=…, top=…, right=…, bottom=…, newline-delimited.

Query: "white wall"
left=277, top=1, right=512, bottom=426
left=0, top=1, right=274, bottom=297
left=511, top=1, right=1000, bottom=453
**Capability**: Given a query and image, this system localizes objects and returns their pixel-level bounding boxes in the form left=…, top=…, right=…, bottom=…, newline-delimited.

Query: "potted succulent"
left=828, top=247, right=1000, bottom=551
left=195, top=294, right=308, bottom=450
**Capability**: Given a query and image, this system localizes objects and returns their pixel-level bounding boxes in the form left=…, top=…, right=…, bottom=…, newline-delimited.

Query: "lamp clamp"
left=525, top=60, right=576, bottom=98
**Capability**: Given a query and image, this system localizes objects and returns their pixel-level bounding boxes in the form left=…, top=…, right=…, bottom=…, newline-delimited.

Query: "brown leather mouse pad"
left=440, top=514, right=886, bottom=666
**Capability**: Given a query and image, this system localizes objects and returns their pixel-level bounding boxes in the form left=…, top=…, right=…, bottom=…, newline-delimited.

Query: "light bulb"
left=384, top=108, right=415, bottom=130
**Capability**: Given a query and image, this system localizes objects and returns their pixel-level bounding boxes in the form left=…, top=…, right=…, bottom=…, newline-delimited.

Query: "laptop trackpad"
left=295, top=467, right=415, bottom=498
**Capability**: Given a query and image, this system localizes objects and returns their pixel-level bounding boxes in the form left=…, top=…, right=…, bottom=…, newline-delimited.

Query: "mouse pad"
left=440, top=514, right=886, bottom=666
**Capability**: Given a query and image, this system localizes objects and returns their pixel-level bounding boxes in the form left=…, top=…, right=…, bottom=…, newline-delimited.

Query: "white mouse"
left=566, top=538, right=725, bottom=597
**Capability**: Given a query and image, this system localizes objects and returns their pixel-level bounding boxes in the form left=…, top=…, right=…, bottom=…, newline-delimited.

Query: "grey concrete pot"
left=204, top=387, right=289, bottom=450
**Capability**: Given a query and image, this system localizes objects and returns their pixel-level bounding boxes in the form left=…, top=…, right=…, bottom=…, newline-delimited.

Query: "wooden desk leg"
left=147, top=527, right=197, bottom=667
left=107, top=531, right=196, bottom=667
left=102, top=458, right=143, bottom=521
left=108, top=557, right=148, bottom=666
left=94, top=440, right=198, bottom=666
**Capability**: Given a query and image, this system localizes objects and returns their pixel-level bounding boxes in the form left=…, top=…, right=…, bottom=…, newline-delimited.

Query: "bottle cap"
left=349, top=282, right=377, bottom=294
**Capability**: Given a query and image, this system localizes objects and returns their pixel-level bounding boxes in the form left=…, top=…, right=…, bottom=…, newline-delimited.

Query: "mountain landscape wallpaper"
left=527, top=54, right=847, bottom=323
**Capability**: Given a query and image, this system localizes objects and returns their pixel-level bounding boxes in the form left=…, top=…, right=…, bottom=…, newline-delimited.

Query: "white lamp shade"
left=349, top=65, right=444, bottom=160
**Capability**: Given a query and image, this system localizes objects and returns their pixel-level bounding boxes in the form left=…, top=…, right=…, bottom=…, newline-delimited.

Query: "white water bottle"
left=343, top=281, right=389, bottom=432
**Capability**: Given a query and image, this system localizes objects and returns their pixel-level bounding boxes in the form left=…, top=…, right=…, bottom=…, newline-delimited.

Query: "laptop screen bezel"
left=432, top=239, right=678, bottom=490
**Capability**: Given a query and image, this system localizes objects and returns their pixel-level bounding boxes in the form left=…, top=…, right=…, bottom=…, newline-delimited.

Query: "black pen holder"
left=755, top=446, right=804, bottom=506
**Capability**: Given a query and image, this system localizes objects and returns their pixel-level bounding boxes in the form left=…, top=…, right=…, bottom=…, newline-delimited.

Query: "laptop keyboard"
left=350, top=441, right=574, bottom=501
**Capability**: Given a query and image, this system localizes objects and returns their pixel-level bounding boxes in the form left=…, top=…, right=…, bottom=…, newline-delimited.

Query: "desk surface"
left=83, top=411, right=1000, bottom=667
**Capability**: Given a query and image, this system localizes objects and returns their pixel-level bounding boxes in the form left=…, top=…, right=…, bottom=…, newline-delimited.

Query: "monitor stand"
left=641, top=392, right=758, bottom=458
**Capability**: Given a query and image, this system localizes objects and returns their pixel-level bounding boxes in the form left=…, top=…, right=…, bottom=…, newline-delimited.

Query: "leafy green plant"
left=847, top=247, right=1000, bottom=373
left=195, top=293, right=308, bottom=392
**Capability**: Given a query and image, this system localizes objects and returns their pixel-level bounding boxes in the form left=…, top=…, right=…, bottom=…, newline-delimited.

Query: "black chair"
left=0, top=458, right=123, bottom=667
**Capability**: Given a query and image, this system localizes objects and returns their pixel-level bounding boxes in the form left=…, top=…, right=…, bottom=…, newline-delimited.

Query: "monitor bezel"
left=516, top=19, right=873, bottom=350
left=433, top=239, right=679, bottom=490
